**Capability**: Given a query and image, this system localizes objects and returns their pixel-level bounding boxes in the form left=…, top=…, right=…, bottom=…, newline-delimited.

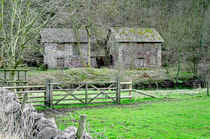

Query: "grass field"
left=49, top=89, right=210, bottom=139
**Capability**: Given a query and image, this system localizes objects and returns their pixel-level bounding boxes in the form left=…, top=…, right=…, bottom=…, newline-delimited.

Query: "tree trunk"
left=74, top=28, right=87, bottom=68
left=85, top=27, right=91, bottom=67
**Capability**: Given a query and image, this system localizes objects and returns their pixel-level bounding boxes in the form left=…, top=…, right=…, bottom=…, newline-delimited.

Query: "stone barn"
left=41, top=28, right=104, bottom=68
left=108, top=27, right=164, bottom=69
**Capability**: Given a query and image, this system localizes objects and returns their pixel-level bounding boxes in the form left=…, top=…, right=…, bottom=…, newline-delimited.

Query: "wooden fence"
left=3, top=85, right=46, bottom=107
left=0, top=69, right=28, bottom=86
left=3, top=79, right=133, bottom=107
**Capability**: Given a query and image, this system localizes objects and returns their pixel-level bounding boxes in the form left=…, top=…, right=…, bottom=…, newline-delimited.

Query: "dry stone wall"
left=0, top=88, right=92, bottom=139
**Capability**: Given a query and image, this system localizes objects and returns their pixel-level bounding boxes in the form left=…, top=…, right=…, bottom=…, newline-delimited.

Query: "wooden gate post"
left=77, top=115, right=87, bottom=139
left=116, top=78, right=121, bottom=104
left=129, top=79, right=132, bottom=96
left=85, top=83, right=88, bottom=105
left=45, top=79, right=53, bottom=107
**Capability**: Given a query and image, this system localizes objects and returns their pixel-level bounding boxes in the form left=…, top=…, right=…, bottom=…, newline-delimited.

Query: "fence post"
left=77, top=115, right=87, bottom=139
left=85, top=83, right=88, bottom=105
left=116, top=78, right=121, bottom=104
left=4, top=70, right=7, bottom=86
left=129, top=79, right=132, bottom=96
left=45, top=79, right=52, bottom=107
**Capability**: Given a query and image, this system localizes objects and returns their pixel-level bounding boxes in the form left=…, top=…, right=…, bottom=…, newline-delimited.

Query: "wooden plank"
left=120, top=89, right=133, bottom=92
left=52, top=103, right=85, bottom=106
left=120, top=96, right=133, bottom=99
left=54, top=101, right=115, bottom=105
left=52, top=92, right=116, bottom=97
left=116, top=80, right=120, bottom=104
left=88, top=93, right=101, bottom=103
left=45, top=79, right=53, bottom=107
left=100, top=91, right=116, bottom=102
left=52, top=97, right=117, bottom=101
left=15, top=90, right=46, bottom=94
left=3, top=85, right=45, bottom=89
left=18, top=96, right=45, bottom=99
left=53, top=83, right=85, bottom=105
left=0, top=69, right=28, bottom=71
left=17, top=71, right=20, bottom=81
left=53, top=94, right=85, bottom=96
left=33, top=104, right=45, bottom=107
left=85, top=83, right=88, bottom=104
left=24, top=71, right=28, bottom=82
left=129, top=79, right=132, bottom=96
left=134, top=90, right=159, bottom=98
left=53, top=87, right=116, bottom=92
left=70, top=94, right=85, bottom=104
left=120, top=82, right=132, bottom=85
left=88, top=92, right=116, bottom=95
left=4, top=70, right=7, bottom=82
left=1, top=81, right=27, bottom=83
left=52, top=98, right=85, bottom=101
left=87, top=101, right=115, bottom=104
left=25, top=100, right=45, bottom=103
left=89, top=97, right=116, bottom=100
left=51, top=81, right=117, bottom=85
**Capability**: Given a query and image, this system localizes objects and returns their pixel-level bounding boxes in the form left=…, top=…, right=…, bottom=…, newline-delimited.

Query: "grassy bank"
left=27, top=67, right=194, bottom=86
left=55, top=97, right=210, bottom=139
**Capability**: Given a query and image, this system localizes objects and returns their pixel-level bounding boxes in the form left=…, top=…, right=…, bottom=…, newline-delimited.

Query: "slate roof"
left=109, top=27, right=164, bottom=43
left=40, top=28, right=89, bottom=43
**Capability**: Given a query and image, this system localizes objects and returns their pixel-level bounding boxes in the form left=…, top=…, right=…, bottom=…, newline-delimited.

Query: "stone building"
left=41, top=28, right=102, bottom=68
left=41, top=27, right=164, bottom=69
left=108, top=27, right=164, bottom=69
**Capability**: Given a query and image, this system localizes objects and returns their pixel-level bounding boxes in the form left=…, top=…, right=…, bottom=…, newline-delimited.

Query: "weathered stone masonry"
left=0, top=88, right=92, bottom=139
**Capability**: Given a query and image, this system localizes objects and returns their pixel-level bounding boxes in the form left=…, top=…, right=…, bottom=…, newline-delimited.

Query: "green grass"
left=55, top=97, right=210, bottom=139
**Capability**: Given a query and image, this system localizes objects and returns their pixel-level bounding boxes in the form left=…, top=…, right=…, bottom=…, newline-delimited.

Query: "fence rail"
left=3, top=80, right=134, bottom=107
left=0, top=69, right=28, bottom=86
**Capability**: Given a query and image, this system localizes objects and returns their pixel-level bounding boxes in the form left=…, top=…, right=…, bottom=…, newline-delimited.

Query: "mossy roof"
left=40, top=28, right=90, bottom=43
left=110, top=27, right=164, bottom=43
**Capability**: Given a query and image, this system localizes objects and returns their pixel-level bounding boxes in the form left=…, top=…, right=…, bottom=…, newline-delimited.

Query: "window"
left=56, top=44, right=65, bottom=51
left=56, top=57, right=65, bottom=68
left=135, top=58, right=144, bottom=67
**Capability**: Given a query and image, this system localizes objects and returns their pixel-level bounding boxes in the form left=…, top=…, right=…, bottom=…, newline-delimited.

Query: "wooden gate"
left=3, top=80, right=135, bottom=107
left=47, top=81, right=119, bottom=106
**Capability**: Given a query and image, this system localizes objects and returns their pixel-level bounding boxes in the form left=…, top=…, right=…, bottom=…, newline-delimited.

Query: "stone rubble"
left=0, top=88, right=92, bottom=139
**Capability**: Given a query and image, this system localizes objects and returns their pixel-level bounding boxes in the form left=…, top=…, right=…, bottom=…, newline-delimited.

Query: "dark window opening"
left=96, top=56, right=105, bottom=68
left=135, top=58, right=144, bottom=67
left=110, top=55, right=113, bottom=66
left=56, top=57, right=65, bottom=68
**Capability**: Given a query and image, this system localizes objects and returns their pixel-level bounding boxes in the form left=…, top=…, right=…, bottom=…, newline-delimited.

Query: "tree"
left=0, top=0, right=68, bottom=82
left=0, top=0, right=69, bottom=69
left=185, top=0, right=209, bottom=77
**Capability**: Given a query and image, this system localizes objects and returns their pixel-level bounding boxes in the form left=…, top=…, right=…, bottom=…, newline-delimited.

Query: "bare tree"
left=0, top=0, right=69, bottom=82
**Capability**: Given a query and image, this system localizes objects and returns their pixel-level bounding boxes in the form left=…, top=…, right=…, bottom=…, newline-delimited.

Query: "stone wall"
left=109, top=42, right=162, bottom=69
left=0, top=88, right=92, bottom=139
left=44, top=43, right=89, bottom=68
